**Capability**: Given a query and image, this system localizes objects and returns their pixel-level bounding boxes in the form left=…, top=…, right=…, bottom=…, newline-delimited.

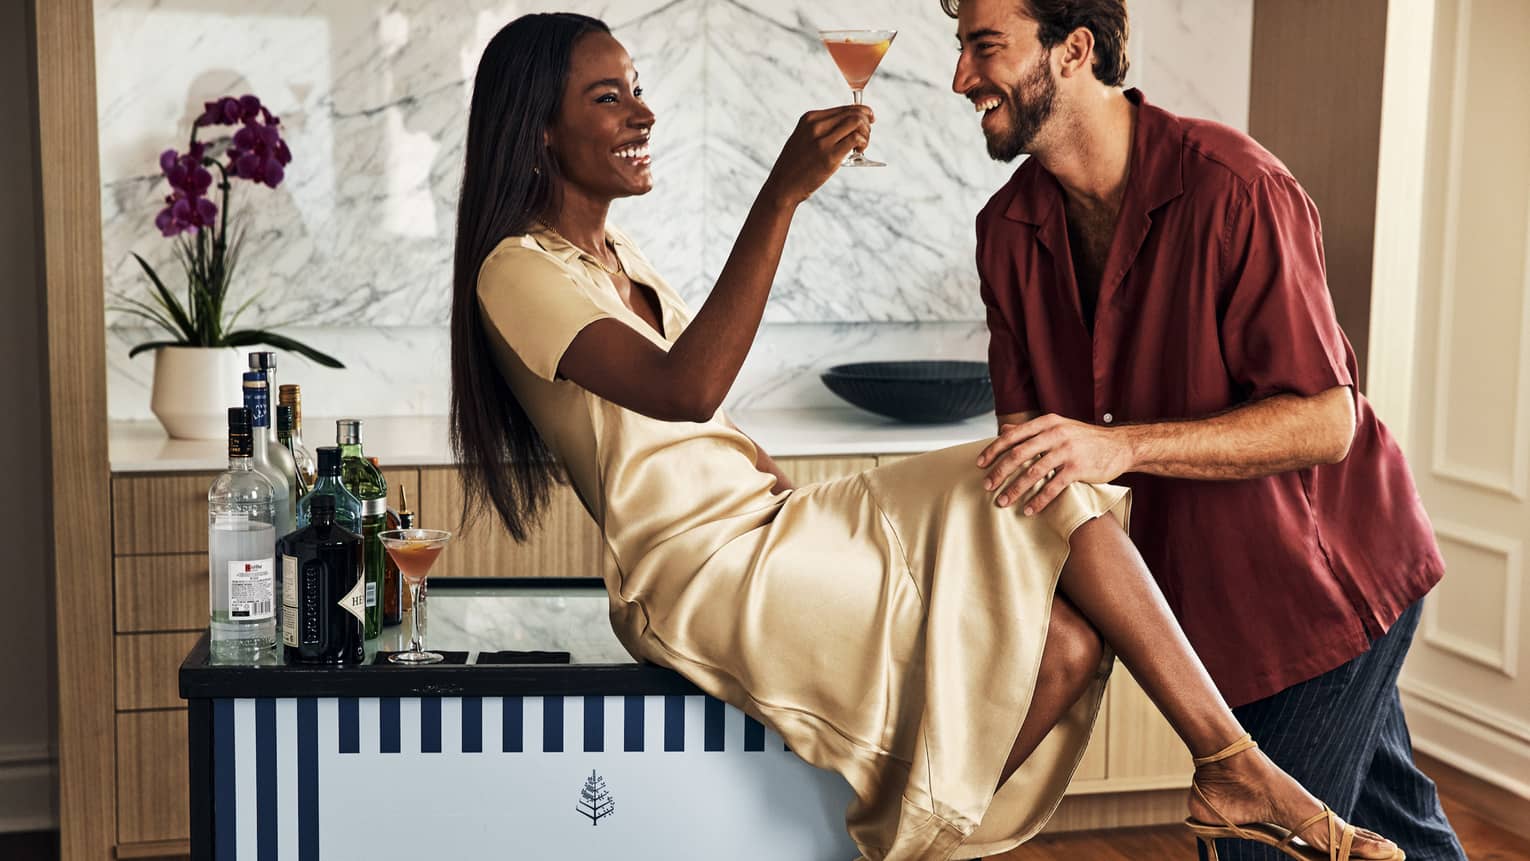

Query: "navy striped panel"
left=255, top=698, right=277, bottom=861
left=744, top=715, right=766, bottom=752
left=380, top=697, right=401, bottom=754
left=664, top=695, right=685, bottom=751
left=420, top=697, right=442, bottom=753
left=502, top=696, right=523, bottom=753
left=213, top=699, right=236, bottom=861
left=543, top=697, right=564, bottom=753
left=297, top=699, right=318, bottom=861
left=583, top=696, right=603, bottom=753
left=624, top=696, right=644, bottom=752
left=705, top=697, right=726, bottom=752
left=462, top=697, right=483, bottom=753
left=338, top=698, right=359, bottom=754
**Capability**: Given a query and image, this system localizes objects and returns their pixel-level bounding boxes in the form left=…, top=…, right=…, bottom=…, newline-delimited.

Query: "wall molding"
left=1427, top=520, right=1523, bottom=678
left=1428, top=0, right=1530, bottom=501
left=1400, top=678, right=1530, bottom=802
left=0, top=743, right=58, bottom=833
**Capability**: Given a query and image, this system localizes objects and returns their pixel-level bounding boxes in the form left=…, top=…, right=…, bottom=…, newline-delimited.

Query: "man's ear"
left=1057, top=27, right=1095, bottom=79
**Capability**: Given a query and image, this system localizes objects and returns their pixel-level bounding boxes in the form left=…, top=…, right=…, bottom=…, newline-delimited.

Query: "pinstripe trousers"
left=1200, top=601, right=1467, bottom=860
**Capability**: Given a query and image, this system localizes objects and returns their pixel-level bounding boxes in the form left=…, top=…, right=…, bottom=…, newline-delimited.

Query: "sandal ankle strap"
left=1193, top=732, right=1259, bottom=767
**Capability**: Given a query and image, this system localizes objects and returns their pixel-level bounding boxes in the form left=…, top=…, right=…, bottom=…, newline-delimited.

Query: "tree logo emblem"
left=576, top=769, right=615, bottom=825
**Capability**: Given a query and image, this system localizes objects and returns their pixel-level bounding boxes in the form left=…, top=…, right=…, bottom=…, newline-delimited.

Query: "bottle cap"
left=278, top=383, right=300, bottom=404
left=337, top=418, right=362, bottom=446
left=316, top=446, right=343, bottom=476
left=227, top=408, right=253, bottom=458
left=249, top=352, right=277, bottom=371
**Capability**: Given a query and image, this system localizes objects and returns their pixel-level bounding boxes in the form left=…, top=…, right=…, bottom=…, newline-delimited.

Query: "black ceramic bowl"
left=820, top=360, right=994, bottom=424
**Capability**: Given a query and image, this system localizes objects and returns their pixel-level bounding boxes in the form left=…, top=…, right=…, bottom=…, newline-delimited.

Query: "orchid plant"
left=115, top=94, right=344, bottom=368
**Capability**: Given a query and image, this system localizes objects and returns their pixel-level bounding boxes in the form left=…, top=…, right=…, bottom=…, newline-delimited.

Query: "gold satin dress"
left=477, top=225, right=1131, bottom=860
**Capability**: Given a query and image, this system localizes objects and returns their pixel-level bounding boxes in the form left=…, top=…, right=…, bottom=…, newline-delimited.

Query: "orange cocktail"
left=379, top=529, right=452, bottom=664
left=818, top=29, right=897, bottom=167
left=824, top=37, right=892, bottom=90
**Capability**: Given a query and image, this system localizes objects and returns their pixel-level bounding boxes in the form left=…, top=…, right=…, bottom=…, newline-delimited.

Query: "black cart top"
left=179, top=578, right=703, bottom=700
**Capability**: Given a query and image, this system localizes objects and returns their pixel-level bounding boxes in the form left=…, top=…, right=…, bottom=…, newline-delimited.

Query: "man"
left=944, top=0, right=1467, bottom=858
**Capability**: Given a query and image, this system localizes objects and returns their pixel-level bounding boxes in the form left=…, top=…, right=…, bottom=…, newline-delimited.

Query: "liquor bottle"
left=276, top=404, right=310, bottom=499
left=247, top=364, right=298, bottom=510
left=379, top=472, right=410, bottom=626
left=297, top=446, right=362, bottom=532
left=338, top=419, right=387, bottom=639
left=278, top=493, right=366, bottom=665
left=242, top=373, right=295, bottom=546
left=208, top=407, right=277, bottom=660
left=278, top=383, right=317, bottom=487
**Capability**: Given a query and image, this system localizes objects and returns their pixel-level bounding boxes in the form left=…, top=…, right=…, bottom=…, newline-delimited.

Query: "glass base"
left=389, top=650, right=443, bottom=665
left=842, top=152, right=885, bottom=167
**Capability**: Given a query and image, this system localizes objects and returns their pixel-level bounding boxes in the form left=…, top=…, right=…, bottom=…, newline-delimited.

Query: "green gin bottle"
left=337, top=419, right=387, bottom=639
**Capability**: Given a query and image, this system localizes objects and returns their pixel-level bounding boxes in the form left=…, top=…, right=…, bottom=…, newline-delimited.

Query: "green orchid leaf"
left=131, top=253, right=199, bottom=343
left=127, top=340, right=192, bottom=359
left=109, top=295, right=183, bottom=336
left=223, top=329, right=346, bottom=369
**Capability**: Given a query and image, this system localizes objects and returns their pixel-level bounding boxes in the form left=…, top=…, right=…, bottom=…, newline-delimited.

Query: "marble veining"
left=99, top=0, right=1252, bottom=419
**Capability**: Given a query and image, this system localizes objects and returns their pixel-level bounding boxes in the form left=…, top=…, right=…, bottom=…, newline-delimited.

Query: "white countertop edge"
left=110, top=408, right=1000, bottom=473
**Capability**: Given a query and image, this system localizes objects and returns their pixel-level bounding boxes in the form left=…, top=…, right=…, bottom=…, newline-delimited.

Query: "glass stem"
left=851, top=89, right=865, bottom=157
left=407, top=581, right=425, bottom=653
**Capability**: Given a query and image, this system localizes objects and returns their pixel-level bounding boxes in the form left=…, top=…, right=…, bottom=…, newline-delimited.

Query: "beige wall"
left=0, top=0, right=58, bottom=833
left=1373, top=0, right=1530, bottom=800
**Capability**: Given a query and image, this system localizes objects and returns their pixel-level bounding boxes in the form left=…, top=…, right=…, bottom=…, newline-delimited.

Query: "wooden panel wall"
left=1250, top=0, right=1390, bottom=386
left=33, top=0, right=115, bottom=857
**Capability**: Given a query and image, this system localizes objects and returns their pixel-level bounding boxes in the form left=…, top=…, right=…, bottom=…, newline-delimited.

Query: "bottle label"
left=282, top=555, right=299, bottom=647
left=365, top=580, right=377, bottom=609
left=339, top=568, right=368, bottom=624
left=228, top=558, right=275, bottom=621
left=243, top=378, right=271, bottom=429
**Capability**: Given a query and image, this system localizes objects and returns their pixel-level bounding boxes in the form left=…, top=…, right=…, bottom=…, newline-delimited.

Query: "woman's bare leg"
left=1049, top=517, right=1395, bottom=857
left=998, top=595, right=1103, bottom=786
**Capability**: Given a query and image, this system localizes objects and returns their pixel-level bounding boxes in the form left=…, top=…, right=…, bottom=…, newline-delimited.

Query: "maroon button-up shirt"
left=977, top=90, right=1443, bottom=707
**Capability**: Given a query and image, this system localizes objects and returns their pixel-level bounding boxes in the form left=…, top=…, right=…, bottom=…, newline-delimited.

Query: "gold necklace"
left=535, top=221, right=622, bottom=275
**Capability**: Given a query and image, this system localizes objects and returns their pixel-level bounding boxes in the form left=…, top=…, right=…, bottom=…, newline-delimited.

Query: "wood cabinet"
left=102, top=456, right=1187, bottom=854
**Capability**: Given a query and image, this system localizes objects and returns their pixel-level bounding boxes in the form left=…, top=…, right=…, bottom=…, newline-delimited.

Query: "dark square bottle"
left=279, top=493, right=366, bottom=665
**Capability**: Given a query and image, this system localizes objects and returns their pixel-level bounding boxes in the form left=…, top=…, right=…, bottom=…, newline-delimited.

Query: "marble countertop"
left=111, top=408, right=998, bottom=472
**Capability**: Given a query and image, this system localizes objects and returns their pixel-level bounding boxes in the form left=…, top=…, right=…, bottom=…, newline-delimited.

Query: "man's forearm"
left=1123, top=386, right=1355, bottom=480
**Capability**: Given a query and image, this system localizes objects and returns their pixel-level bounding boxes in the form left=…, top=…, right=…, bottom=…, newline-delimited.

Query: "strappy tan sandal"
left=1184, top=733, right=1405, bottom=861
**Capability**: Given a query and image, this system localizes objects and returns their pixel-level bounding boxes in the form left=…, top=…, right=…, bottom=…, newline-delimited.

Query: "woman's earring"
left=532, top=165, right=541, bottom=176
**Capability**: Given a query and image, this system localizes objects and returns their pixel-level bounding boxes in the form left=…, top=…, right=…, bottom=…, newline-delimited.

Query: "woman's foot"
left=1187, top=744, right=1400, bottom=858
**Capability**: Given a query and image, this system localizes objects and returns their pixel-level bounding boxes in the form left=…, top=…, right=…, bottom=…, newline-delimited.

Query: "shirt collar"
left=1003, top=88, right=1185, bottom=225
left=527, top=221, right=631, bottom=267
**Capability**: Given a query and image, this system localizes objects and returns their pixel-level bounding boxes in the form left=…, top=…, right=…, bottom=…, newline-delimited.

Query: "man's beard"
left=985, top=51, right=1057, bottom=162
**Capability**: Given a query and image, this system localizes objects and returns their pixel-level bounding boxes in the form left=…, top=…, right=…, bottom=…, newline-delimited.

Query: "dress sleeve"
left=1219, top=173, right=1356, bottom=400
left=476, top=245, right=616, bottom=383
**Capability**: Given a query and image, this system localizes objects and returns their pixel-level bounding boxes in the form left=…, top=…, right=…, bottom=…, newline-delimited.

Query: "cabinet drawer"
left=116, top=632, right=201, bottom=711
left=118, top=709, right=189, bottom=844
left=420, top=467, right=606, bottom=579
left=116, top=553, right=206, bottom=633
left=113, top=472, right=219, bottom=555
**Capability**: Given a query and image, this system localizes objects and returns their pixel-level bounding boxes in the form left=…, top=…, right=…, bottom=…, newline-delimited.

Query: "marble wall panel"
left=99, top=0, right=1252, bottom=420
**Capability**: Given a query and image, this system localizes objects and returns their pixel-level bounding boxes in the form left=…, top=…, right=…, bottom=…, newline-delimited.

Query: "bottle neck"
left=228, top=454, right=254, bottom=472
left=339, top=442, right=364, bottom=460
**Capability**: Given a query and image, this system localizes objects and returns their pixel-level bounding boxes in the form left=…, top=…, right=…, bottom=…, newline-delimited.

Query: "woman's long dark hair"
left=450, top=13, right=610, bottom=541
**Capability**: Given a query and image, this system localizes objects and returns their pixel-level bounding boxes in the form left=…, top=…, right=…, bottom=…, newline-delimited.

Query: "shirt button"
left=1103, top=413, right=1115, bottom=424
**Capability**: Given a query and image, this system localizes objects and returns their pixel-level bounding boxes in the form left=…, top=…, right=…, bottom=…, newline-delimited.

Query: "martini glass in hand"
left=379, top=529, right=451, bottom=664
left=819, top=28, right=896, bottom=167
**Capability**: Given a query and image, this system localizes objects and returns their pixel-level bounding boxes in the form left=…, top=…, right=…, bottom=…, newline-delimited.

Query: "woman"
left=449, top=13, right=1401, bottom=861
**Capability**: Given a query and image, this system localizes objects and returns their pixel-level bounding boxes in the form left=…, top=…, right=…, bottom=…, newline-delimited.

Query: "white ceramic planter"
left=150, top=346, right=246, bottom=440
